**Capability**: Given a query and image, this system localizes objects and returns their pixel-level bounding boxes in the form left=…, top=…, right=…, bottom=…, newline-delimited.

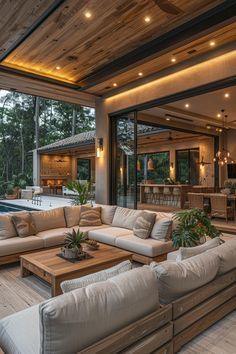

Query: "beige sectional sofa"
left=0, top=205, right=175, bottom=265
left=0, top=239, right=235, bottom=354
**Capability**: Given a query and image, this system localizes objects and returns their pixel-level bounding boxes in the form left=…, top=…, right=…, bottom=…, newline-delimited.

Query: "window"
left=137, top=152, right=170, bottom=183
left=176, top=148, right=199, bottom=185
left=77, top=159, right=91, bottom=181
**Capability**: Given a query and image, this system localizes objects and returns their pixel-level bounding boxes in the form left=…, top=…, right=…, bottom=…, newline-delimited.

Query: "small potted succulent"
left=62, top=229, right=88, bottom=259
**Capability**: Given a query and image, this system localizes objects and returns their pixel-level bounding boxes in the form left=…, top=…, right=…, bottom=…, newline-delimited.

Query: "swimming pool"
left=0, top=203, right=36, bottom=213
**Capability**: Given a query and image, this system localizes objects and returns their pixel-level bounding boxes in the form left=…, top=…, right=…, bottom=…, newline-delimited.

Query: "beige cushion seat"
left=88, top=227, right=133, bottom=246
left=116, top=235, right=175, bottom=257
left=0, top=236, right=44, bottom=257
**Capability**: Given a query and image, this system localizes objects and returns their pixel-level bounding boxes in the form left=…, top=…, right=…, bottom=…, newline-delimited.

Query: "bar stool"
left=144, top=186, right=153, bottom=204
left=152, top=187, right=162, bottom=205
left=163, top=186, right=172, bottom=205
left=172, top=187, right=181, bottom=207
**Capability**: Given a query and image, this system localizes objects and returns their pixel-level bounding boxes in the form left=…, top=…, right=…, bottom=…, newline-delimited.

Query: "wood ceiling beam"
left=78, top=1, right=236, bottom=89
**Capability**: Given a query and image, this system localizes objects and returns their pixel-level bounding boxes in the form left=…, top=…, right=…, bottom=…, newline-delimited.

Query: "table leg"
left=21, top=265, right=31, bottom=278
left=51, top=277, right=63, bottom=297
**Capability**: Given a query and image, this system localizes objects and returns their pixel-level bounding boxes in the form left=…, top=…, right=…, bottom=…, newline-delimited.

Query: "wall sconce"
left=96, top=138, right=103, bottom=158
left=170, top=162, right=174, bottom=170
left=147, top=158, right=154, bottom=171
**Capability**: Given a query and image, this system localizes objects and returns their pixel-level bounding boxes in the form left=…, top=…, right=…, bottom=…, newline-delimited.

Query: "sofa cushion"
left=64, top=206, right=81, bottom=227
left=36, top=228, right=69, bottom=247
left=207, top=239, right=236, bottom=275
left=61, top=260, right=132, bottom=293
left=151, top=252, right=220, bottom=304
left=39, top=267, right=159, bottom=354
left=11, top=212, right=36, bottom=237
left=0, top=236, right=44, bottom=257
left=116, top=235, right=175, bottom=257
left=151, top=218, right=172, bottom=241
left=178, top=237, right=221, bottom=261
left=0, top=214, right=17, bottom=240
left=31, top=207, right=66, bottom=232
left=112, top=207, right=143, bottom=230
left=133, top=212, right=156, bottom=239
left=95, top=204, right=117, bottom=225
left=79, top=206, right=102, bottom=226
left=88, top=227, right=133, bottom=246
left=0, top=305, right=40, bottom=354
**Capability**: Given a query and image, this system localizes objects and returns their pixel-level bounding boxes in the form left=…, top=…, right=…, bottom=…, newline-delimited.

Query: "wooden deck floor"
left=0, top=263, right=235, bottom=353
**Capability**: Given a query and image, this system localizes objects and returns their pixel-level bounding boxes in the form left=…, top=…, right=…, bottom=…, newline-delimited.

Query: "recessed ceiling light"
left=217, top=113, right=221, bottom=118
left=56, top=66, right=61, bottom=70
left=166, top=117, right=171, bottom=121
left=171, top=57, right=176, bottom=63
left=210, top=41, right=216, bottom=47
left=113, top=83, right=117, bottom=87
left=84, top=11, right=92, bottom=18
left=185, top=103, right=190, bottom=108
left=138, top=72, right=143, bottom=77
left=224, top=93, right=230, bottom=98
left=144, top=16, right=151, bottom=23
left=206, top=124, right=211, bottom=130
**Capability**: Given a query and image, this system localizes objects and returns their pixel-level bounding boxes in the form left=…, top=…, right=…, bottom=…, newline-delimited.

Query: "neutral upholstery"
left=0, top=236, right=44, bottom=257
left=112, top=207, right=143, bottom=230
left=88, top=227, right=133, bottom=246
left=133, top=212, right=156, bottom=239
left=61, top=260, right=132, bottom=293
left=64, top=206, right=81, bottom=227
left=116, top=235, right=175, bottom=257
left=36, top=228, right=69, bottom=247
left=79, top=206, right=102, bottom=226
left=178, top=237, right=221, bottom=261
left=95, top=204, right=117, bottom=225
left=0, top=305, right=40, bottom=354
left=0, top=214, right=17, bottom=240
left=151, top=252, right=220, bottom=304
left=31, top=207, right=66, bottom=232
left=39, top=267, right=159, bottom=354
left=151, top=218, right=172, bottom=241
left=208, top=239, right=236, bottom=275
left=11, top=212, right=36, bottom=237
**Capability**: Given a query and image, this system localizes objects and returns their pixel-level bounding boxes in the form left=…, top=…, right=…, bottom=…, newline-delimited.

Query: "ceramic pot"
left=61, top=246, right=82, bottom=259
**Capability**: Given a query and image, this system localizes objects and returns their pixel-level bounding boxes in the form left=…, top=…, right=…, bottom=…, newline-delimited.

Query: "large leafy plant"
left=172, top=208, right=222, bottom=248
left=66, top=180, right=91, bottom=205
left=64, top=229, right=88, bottom=250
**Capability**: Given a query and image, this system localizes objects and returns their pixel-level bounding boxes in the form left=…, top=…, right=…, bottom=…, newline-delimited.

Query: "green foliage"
left=223, top=180, right=236, bottom=193
left=64, top=228, right=87, bottom=249
left=67, top=180, right=91, bottom=205
left=172, top=208, right=221, bottom=248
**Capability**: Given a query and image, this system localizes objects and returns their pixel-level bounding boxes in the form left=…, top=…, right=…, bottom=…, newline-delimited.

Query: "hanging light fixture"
left=147, top=158, right=154, bottom=171
left=137, top=159, right=141, bottom=172
left=213, top=110, right=234, bottom=166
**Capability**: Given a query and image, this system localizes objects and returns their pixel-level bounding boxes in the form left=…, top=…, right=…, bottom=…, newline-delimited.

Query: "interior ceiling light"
left=138, top=72, right=143, bottom=77
left=224, top=93, right=230, bottom=98
left=166, top=117, right=171, bottom=121
left=113, top=83, right=118, bottom=87
left=185, top=103, right=190, bottom=108
left=217, top=113, right=221, bottom=118
left=214, top=109, right=234, bottom=166
left=84, top=11, right=92, bottom=18
left=56, top=66, right=61, bottom=70
left=171, top=57, right=176, bottom=63
left=210, top=41, right=216, bottom=47
left=144, top=16, right=151, bottom=23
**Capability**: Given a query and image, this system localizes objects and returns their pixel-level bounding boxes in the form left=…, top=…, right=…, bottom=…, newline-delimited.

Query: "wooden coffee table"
left=20, top=244, right=133, bottom=296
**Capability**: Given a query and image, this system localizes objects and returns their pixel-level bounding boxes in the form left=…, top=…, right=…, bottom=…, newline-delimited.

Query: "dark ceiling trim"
left=0, top=65, right=80, bottom=90
left=103, top=42, right=235, bottom=98
left=109, top=76, right=236, bottom=117
left=0, top=0, right=66, bottom=62
left=78, top=1, right=236, bottom=89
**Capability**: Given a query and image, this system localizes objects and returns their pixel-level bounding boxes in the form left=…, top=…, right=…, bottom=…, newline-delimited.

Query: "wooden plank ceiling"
left=0, top=0, right=234, bottom=96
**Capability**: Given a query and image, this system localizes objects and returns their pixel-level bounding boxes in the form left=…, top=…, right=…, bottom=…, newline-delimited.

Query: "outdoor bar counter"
left=140, top=184, right=193, bottom=208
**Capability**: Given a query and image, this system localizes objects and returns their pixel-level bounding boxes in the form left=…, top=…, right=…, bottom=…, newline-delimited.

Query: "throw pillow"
left=64, top=206, right=81, bottom=228
left=0, top=214, right=17, bottom=240
left=178, top=237, right=221, bottom=261
left=95, top=204, right=117, bottom=225
left=112, top=207, right=143, bottom=230
left=151, top=218, right=172, bottom=241
left=61, top=260, right=132, bottom=293
left=207, top=239, right=236, bottom=275
left=133, top=212, right=156, bottom=239
left=79, top=206, right=102, bottom=226
left=11, top=212, right=36, bottom=237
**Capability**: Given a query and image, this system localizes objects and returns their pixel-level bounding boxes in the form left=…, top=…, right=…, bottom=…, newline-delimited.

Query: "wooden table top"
left=20, top=244, right=133, bottom=277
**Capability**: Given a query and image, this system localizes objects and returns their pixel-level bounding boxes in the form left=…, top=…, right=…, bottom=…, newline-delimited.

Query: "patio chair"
left=188, top=193, right=204, bottom=210
left=210, top=194, right=234, bottom=223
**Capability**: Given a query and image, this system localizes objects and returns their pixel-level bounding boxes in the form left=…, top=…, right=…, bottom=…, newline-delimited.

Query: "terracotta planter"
left=5, top=194, right=17, bottom=200
left=61, top=246, right=82, bottom=259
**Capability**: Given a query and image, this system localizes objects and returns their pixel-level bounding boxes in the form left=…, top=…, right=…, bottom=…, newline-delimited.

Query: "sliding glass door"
left=111, top=113, right=137, bottom=208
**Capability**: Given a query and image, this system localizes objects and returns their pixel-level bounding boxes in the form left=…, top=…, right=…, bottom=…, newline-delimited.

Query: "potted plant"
left=172, top=208, right=222, bottom=248
left=222, top=180, right=233, bottom=195
left=5, top=184, right=18, bottom=200
left=61, top=228, right=88, bottom=259
left=66, top=180, right=91, bottom=205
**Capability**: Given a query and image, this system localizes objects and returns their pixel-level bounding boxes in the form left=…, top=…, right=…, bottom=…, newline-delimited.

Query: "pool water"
left=0, top=203, right=35, bottom=213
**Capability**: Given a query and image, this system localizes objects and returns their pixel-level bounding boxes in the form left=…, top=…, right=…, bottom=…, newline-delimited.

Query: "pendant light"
left=137, top=159, right=141, bottom=172
left=147, top=158, right=154, bottom=171
left=213, top=110, right=234, bottom=166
